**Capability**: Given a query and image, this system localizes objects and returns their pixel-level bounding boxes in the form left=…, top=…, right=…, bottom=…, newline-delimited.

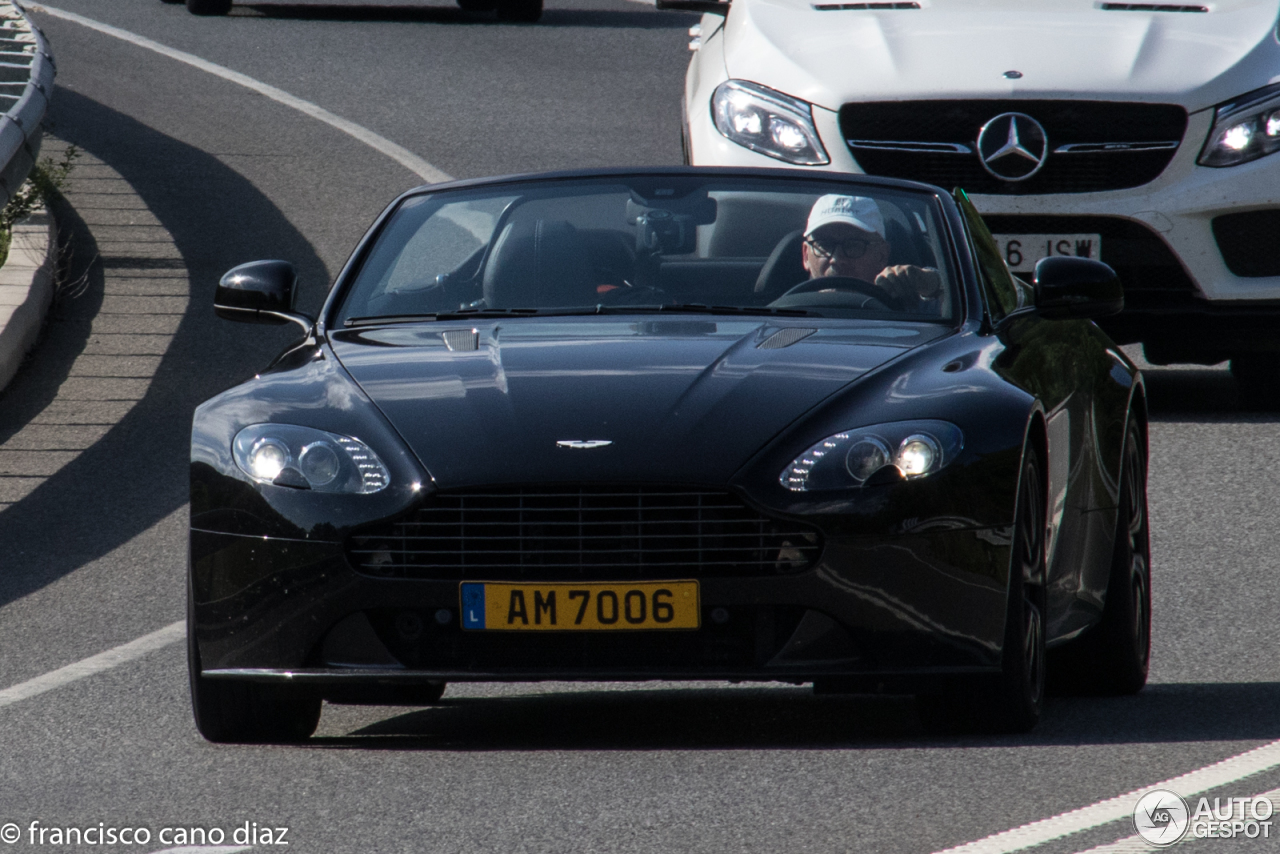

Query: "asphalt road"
left=1, top=2, right=1278, bottom=852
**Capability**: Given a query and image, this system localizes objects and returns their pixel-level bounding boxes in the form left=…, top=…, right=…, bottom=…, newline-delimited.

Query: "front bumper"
left=190, top=525, right=1011, bottom=692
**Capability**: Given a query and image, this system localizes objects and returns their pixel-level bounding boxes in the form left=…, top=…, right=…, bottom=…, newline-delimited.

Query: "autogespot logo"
left=1133, top=789, right=1191, bottom=847
left=976, top=112, right=1049, bottom=182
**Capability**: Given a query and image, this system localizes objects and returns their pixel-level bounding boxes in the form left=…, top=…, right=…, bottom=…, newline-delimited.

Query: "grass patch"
left=0, top=146, right=78, bottom=268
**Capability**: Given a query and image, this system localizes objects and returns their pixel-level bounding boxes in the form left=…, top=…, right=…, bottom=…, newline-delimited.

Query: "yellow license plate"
left=460, top=581, right=699, bottom=631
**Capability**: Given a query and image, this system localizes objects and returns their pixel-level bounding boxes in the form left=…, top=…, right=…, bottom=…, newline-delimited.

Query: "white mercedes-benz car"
left=670, top=0, right=1280, bottom=394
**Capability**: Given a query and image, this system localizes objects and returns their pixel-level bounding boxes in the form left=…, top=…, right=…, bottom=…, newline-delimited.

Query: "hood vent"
left=1099, top=3, right=1207, bottom=11
left=442, top=329, right=480, bottom=352
left=758, top=327, right=817, bottom=350
left=812, top=2, right=919, bottom=9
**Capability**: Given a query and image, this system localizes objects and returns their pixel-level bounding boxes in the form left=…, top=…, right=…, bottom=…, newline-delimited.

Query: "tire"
left=918, top=444, right=1047, bottom=734
left=186, top=0, right=233, bottom=15
left=1231, top=354, right=1280, bottom=410
left=984, top=445, right=1048, bottom=731
left=160, top=0, right=184, bottom=5
left=188, top=611, right=321, bottom=743
left=1048, top=417, right=1151, bottom=695
left=495, top=0, right=542, bottom=22
left=457, top=0, right=499, bottom=10
left=324, top=681, right=447, bottom=706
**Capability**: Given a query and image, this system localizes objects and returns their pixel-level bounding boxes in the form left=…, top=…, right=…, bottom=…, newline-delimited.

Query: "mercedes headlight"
left=1199, top=83, right=1280, bottom=167
left=712, top=80, right=830, bottom=166
left=233, top=424, right=390, bottom=493
left=780, top=420, right=963, bottom=492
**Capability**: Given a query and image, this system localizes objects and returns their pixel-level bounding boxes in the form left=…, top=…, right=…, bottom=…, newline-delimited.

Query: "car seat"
left=753, top=229, right=806, bottom=302
left=483, top=219, right=598, bottom=309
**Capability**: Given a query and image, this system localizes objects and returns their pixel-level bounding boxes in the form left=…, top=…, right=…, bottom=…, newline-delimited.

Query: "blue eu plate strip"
left=461, top=583, right=486, bottom=630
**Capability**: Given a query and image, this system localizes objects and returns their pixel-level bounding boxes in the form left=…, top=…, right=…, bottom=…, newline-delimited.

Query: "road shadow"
left=0, top=87, right=324, bottom=605
left=1139, top=366, right=1280, bottom=424
left=305, top=680, right=1280, bottom=751
left=238, top=2, right=696, bottom=28
left=0, top=185, right=103, bottom=449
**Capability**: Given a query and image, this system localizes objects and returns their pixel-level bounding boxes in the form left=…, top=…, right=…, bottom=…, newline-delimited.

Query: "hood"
left=725, top=0, right=1280, bottom=113
left=329, top=318, right=948, bottom=487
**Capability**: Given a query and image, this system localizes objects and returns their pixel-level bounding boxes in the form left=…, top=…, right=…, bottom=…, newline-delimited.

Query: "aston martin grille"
left=347, top=486, right=823, bottom=580
left=841, top=100, right=1188, bottom=194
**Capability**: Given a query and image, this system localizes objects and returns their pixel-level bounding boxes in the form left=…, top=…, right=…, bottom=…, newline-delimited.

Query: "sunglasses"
left=804, top=234, right=877, bottom=261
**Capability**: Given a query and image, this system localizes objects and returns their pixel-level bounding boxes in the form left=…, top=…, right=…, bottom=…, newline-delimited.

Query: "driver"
left=801, top=194, right=942, bottom=305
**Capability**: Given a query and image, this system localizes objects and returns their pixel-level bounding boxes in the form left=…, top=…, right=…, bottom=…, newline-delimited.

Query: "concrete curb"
left=0, top=205, right=56, bottom=393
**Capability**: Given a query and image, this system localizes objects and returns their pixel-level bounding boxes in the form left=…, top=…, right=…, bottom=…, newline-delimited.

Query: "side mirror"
left=1034, top=256, right=1123, bottom=320
left=215, top=260, right=313, bottom=333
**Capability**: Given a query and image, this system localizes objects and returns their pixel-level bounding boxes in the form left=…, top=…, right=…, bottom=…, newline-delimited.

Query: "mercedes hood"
left=330, top=318, right=948, bottom=488
left=723, top=0, right=1280, bottom=113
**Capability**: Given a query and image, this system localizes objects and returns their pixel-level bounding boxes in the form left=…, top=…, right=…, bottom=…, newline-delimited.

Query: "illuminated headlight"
left=712, top=80, right=830, bottom=166
left=1199, top=84, right=1280, bottom=167
left=233, top=424, right=390, bottom=494
left=780, top=420, right=963, bottom=492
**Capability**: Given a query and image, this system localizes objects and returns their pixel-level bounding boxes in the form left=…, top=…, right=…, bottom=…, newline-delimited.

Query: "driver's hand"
left=875, top=265, right=942, bottom=302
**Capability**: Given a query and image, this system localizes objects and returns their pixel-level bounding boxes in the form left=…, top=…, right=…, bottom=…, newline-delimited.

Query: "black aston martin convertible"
left=189, top=167, right=1150, bottom=742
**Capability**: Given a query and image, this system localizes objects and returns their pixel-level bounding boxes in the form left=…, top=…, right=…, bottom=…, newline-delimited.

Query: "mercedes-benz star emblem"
left=556, top=440, right=613, bottom=449
left=976, top=112, right=1048, bottom=182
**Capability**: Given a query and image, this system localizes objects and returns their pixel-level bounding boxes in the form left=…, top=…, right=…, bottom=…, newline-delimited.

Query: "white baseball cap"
left=805, top=194, right=885, bottom=240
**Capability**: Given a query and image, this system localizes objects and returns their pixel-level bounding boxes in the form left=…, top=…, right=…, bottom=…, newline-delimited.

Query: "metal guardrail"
left=0, top=2, right=52, bottom=207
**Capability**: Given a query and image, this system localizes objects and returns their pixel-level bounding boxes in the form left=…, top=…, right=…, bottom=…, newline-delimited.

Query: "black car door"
left=954, top=189, right=1117, bottom=641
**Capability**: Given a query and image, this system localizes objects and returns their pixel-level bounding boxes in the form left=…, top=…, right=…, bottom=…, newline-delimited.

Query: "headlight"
left=233, top=424, right=390, bottom=493
left=711, top=80, right=830, bottom=166
left=1199, top=83, right=1280, bottom=167
left=780, top=420, right=963, bottom=492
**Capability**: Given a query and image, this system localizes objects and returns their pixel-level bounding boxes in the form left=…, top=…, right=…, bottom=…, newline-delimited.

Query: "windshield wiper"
left=344, top=308, right=568, bottom=327
left=344, top=303, right=821, bottom=327
left=595, top=303, right=821, bottom=317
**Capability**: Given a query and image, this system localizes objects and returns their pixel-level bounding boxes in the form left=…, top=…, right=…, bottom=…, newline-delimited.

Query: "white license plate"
left=993, top=233, right=1102, bottom=273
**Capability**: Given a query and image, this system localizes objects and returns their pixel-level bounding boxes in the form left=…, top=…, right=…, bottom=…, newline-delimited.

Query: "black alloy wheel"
left=187, top=582, right=321, bottom=743
left=1231, top=355, right=1280, bottom=410
left=986, top=444, right=1048, bottom=731
left=495, top=0, right=543, bottom=22
left=186, top=0, right=233, bottom=15
left=918, top=444, right=1047, bottom=733
left=1049, top=417, right=1151, bottom=695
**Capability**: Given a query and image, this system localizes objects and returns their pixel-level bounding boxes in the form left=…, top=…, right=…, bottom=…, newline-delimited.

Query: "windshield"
left=335, top=176, right=959, bottom=326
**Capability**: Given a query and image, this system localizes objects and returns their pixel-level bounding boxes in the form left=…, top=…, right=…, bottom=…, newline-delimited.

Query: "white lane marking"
left=148, top=848, right=249, bottom=854
left=0, top=620, right=184, bottom=709
left=935, top=740, right=1280, bottom=854
left=24, top=3, right=452, bottom=183
left=1071, top=786, right=1280, bottom=853
left=1072, top=837, right=1158, bottom=854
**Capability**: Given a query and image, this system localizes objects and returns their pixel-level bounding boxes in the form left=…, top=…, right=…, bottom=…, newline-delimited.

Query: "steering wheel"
left=772, top=276, right=903, bottom=311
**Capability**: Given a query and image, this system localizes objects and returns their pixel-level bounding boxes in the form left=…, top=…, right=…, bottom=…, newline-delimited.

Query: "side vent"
left=1099, top=3, right=1208, bottom=11
left=442, top=329, right=480, bottom=352
left=813, top=1, right=919, bottom=8
left=758, top=328, right=817, bottom=350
